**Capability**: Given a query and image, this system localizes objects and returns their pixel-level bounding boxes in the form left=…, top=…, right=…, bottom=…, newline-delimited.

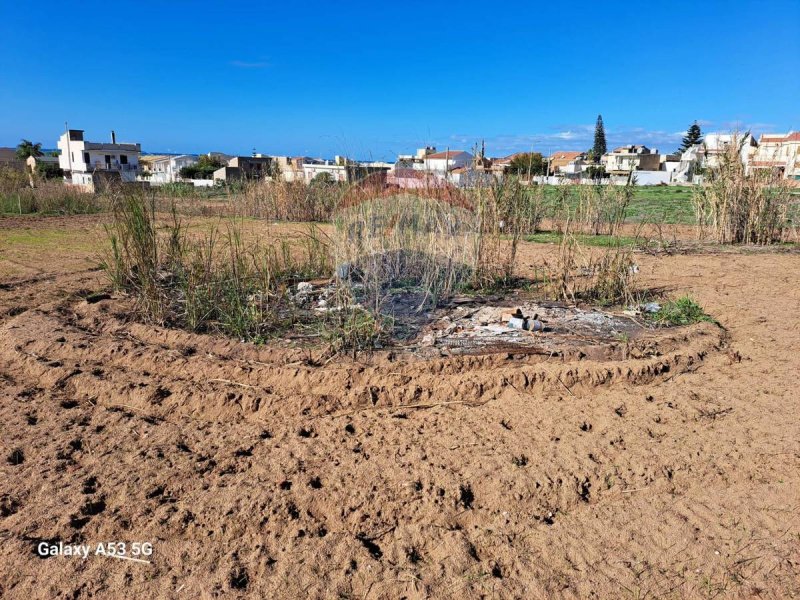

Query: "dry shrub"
left=238, top=179, right=341, bottom=222
left=103, top=190, right=331, bottom=341
left=0, top=168, right=99, bottom=215
left=333, top=177, right=545, bottom=314
left=473, top=177, right=547, bottom=285
left=544, top=221, right=638, bottom=306
left=693, top=135, right=796, bottom=244
left=341, top=179, right=474, bottom=212
left=575, top=182, right=633, bottom=236
left=316, top=287, right=392, bottom=358
left=333, top=192, right=481, bottom=311
left=150, top=179, right=343, bottom=222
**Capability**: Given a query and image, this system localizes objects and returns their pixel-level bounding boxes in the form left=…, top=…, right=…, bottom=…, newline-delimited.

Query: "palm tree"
left=16, top=139, right=44, bottom=160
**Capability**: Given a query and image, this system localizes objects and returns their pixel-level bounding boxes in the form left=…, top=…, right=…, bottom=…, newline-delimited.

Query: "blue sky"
left=1, top=0, right=798, bottom=160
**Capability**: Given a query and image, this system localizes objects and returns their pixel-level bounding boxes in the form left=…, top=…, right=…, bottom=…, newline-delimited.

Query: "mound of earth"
left=1, top=236, right=798, bottom=599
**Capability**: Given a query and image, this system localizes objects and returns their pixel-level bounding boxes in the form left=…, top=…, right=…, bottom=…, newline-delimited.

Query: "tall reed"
left=692, top=135, right=796, bottom=244
left=103, top=190, right=332, bottom=341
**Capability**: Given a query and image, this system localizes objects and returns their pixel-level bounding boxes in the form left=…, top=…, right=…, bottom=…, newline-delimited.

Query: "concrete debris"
left=421, top=333, right=436, bottom=346
left=418, top=302, right=641, bottom=355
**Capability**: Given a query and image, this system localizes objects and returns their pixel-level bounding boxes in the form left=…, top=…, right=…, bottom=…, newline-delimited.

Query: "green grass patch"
left=649, top=296, right=714, bottom=326
left=524, top=231, right=641, bottom=247
left=539, top=185, right=696, bottom=225
left=0, top=228, right=100, bottom=251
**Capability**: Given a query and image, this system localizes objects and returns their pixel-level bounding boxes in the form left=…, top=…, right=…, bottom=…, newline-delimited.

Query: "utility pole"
left=65, top=121, right=72, bottom=173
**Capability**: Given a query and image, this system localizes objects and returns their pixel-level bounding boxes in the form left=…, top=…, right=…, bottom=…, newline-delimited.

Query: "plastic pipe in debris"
left=507, top=317, right=544, bottom=332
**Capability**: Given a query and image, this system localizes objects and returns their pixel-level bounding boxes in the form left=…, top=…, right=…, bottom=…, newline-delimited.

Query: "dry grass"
left=238, top=179, right=341, bottom=222
left=332, top=191, right=481, bottom=312
left=574, top=182, right=633, bottom=236
left=543, top=220, right=639, bottom=306
left=473, top=177, right=547, bottom=286
left=693, top=134, right=797, bottom=244
left=0, top=168, right=100, bottom=215
left=103, top=190, right=332, bottom=342
left=103, top=177, right=652, bottom=347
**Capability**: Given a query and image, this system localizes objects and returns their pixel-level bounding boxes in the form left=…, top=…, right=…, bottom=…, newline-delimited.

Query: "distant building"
left=751, top=132, right=800, bottom=179
left=419, top=150, right=473, bottom=174
left=548, top=151, right=586, bottom=177
left=301, top=157, right=349, bottom=183
left=301, top=156, right=390, bottom=184
left=698, top=133, right=758, bottom=170
left=397, top=147, right=437, bottom=166
left=145, top=154, right=198, bottom=184
left=673, top=133, right=759, bottom=183
left=213, top=155, right=276, bottom=182
left=659, top=153, right=681, bottom=173
left=387, top=168, right=445, bottom=189
left=271, top=156, right=309, bottom=182
left=489, top=154, right=521, bottom=177
left=602, top=145, right=660, bottom=176
left=449, top=165, right=494, bottom=188
left=57, top=129, right=141, bottom=189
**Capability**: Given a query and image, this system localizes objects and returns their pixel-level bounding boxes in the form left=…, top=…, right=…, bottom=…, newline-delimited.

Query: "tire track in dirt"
left=0, top=294, right=726, bottom=428
left=2, top=249, right=798, bottom=599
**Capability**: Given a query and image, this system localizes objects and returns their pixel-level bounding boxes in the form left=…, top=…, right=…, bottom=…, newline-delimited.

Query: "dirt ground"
left=1, top=214, right=798, bottom=599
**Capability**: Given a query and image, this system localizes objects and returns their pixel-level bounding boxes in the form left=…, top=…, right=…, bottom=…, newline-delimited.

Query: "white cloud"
left=471, top=125, right=688, bottom=156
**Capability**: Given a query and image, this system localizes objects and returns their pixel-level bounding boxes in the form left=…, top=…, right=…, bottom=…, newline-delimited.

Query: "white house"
left=699, top=133, right=758, bottom=170
left=57, top=129, right=140, bottom=189
left=548, top=151, right=587, bottom=177
left=674, top=133, right=759, bottom=183
left=602, top=145, right=660, bottom=176
left=418, top=150, right=473, bottom=174
left=660, top=153, right=681, bottom=173
left=751, top=132, right=800, bottom=179
left=146, top=154, right=198, bottom=184
left=302, top=158, right=348, bottom=183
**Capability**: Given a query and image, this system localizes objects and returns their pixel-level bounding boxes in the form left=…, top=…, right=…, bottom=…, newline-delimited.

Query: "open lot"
left=1, top=211, right=799, bottom=599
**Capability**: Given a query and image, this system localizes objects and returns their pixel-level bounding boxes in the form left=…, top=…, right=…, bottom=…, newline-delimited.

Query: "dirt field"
left=1, top=214, right=798, bottom=599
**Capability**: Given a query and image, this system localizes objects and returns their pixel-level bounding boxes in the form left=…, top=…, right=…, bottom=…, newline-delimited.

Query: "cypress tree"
left=679, top=121, right=703, bottom=152
left=592, top=115, right=607, bottom=163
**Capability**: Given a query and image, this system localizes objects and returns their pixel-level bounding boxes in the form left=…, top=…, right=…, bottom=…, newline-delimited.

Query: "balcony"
left=90, top=162, right=138, bottom=172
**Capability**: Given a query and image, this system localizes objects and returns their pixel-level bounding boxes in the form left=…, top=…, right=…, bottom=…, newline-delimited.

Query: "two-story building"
left=698, top=133, right=758, bottom=170
left=57, top=129, right=140, bottom=189
left=602, top=145, right=661, bottom=176
left=548, top=151, right=586, bottom=177
left=301, top=156, right=390, bottom=184
left=146, top=154, right=199, bottom=184
left=213, top=155, right=278, bottom=182
left=751, top=132, right=800, bottom=179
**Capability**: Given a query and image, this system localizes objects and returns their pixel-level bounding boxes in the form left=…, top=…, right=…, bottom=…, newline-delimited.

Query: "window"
left=120, top=155, right=128, bottom=164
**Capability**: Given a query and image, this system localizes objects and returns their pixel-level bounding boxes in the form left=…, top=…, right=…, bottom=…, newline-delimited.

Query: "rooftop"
left=549, top=151, right=584, bottom=161
left=425, top=150, right=470, bottom=159
left=760, top=131, right=800, bottom=143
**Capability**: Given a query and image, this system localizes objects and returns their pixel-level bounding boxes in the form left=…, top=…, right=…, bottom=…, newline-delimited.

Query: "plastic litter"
left=643, top=302, right=661, bottom=314
left=507, top=315, right=544, bottom=332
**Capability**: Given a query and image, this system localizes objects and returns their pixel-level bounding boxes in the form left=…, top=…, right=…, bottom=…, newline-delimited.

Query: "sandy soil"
left=0, top=215, right=798, bottom=599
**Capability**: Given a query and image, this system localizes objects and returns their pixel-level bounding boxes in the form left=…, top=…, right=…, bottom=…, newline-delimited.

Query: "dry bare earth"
left=0, top=215, right=798, bottom=599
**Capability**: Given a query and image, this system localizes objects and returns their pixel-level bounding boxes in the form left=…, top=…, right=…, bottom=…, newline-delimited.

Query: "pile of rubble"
left=419, top=302, right=642, bottom=355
